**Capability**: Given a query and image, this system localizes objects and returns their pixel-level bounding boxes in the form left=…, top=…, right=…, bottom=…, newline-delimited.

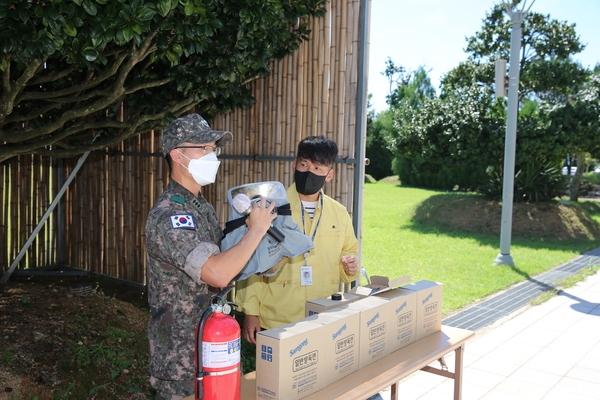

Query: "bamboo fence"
left=0, top=0, right=364, bottom=285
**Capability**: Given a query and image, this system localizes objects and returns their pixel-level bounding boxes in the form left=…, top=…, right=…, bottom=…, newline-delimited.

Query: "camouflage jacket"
left=145, top=180, right=223, bottom=381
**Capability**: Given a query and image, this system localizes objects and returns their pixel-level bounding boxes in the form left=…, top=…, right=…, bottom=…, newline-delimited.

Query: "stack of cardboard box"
left=254, top=277, right=443, bottom=400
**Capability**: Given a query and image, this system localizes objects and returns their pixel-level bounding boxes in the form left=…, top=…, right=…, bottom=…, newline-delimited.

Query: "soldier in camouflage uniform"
left=145, top=114, right=276, bottom=399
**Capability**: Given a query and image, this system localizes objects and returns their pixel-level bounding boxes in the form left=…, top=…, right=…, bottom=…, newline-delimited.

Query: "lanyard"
left=301, top=192, right=323, bottom=265
left=300, top=192, right=324, bottom=241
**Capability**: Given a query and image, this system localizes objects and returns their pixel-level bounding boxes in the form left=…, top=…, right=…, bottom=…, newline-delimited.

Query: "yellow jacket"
left=235, top=184, right=359, bottom=329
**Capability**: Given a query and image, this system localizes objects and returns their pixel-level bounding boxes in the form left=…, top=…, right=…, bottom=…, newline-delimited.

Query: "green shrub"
left=241, top=340, right=257, bottom=374
left=514, top=163, right=566, bottom=202
left=583, top=172, right=600, bottom=185
left=393, top=155, right=488, bottom=191
left=479, top=161, right=566, bottom=202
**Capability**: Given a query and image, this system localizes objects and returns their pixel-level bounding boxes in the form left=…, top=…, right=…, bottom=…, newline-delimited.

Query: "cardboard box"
left=374, top=288, right=418, bottom=352
left=402, top=280, right=443, bottom=341
left=341, top=296, right=393, bottom=368
left=350, top=275, right=411, bottom=296
left=304, top=307, right=361, bottom=386
left=305, top=292, right=362, bottom=316
left=255, top=320, right=326, bottom=400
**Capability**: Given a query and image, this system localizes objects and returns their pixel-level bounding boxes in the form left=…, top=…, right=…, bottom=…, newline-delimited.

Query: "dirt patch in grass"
left=413, top=194, right=600, bottom=241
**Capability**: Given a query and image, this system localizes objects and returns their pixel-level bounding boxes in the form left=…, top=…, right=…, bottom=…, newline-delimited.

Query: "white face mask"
left=178, top=151, right=221, bottom=186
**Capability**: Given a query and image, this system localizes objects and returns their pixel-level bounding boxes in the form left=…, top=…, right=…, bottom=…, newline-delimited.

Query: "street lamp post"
left=494, top=1, right=534, bottom=267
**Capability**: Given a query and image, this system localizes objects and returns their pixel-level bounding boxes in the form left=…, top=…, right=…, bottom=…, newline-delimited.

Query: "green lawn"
left=360, top=183, right=600, bottom=316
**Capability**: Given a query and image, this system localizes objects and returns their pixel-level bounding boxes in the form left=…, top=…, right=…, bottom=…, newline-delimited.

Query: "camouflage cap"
left=161, top=114, right=233, bottom=156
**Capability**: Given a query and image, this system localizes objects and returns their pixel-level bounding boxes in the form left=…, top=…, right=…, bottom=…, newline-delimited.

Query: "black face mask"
left=294, top=169, right=327, bottom=195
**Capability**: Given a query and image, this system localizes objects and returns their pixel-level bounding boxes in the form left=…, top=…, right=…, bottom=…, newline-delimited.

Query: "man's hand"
left=243, top=315, right=261, bottom=344
left=341, top=255, right=357, bottom=276
left=245, top=197, right=277, bottom=235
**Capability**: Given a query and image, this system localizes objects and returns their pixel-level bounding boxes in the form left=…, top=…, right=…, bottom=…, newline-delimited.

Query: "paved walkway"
left=373, top=247, right=600, bottom=400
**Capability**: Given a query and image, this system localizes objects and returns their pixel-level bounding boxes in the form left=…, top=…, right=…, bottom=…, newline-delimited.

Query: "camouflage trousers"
left=151, top=376, right=195, bottom=400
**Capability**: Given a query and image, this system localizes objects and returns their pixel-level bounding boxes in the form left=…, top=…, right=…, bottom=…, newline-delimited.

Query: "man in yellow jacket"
left=235, top=135, right=359, bottom=343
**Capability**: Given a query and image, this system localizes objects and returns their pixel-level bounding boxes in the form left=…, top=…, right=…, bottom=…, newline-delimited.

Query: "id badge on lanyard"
left=300, top=196, right=323, bottom=287
left=300, top=252, right=312, bottom=286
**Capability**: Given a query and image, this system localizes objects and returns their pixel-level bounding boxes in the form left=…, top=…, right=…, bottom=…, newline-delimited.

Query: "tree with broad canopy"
left=464, top=0, right=588, bottom=102
left=0, top=0, right=327, bottom=163
left=385, top=0, right=597, bottom=200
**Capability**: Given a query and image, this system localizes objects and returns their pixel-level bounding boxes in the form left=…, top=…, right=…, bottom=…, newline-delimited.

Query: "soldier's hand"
left=245, top=197, right=276, bottom=234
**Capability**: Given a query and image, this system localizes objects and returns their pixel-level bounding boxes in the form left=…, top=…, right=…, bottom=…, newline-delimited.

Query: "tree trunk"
left=568, top=151, right=586, bottom=201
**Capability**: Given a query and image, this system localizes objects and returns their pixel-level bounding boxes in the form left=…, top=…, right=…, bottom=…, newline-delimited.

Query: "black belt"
left=223, top=203, right=291, bottom=238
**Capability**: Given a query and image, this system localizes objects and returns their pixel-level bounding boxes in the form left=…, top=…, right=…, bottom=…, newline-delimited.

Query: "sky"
left=368, top=0, right=600, bottom=112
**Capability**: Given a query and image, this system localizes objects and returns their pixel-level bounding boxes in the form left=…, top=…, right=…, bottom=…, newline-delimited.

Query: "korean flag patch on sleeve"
left=170, top=214, right=196, bottom=229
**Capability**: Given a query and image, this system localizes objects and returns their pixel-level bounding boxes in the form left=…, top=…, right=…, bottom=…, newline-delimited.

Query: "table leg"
left=391, top=382, right=398, bottom=400
left=453, top=345, right=464, bottom=400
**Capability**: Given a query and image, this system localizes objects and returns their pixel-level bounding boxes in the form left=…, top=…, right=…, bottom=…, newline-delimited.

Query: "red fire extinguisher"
left=195, top=287, right=241, bottom=400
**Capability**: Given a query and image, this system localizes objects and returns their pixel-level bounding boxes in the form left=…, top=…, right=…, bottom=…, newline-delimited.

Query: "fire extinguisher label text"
left=202, top=338, right=241, bottom=368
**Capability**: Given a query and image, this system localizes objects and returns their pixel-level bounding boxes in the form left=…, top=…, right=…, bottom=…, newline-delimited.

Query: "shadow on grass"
left=578, top=199, right=600, bottom=219
left=406, top=192, right=600, bottom=254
